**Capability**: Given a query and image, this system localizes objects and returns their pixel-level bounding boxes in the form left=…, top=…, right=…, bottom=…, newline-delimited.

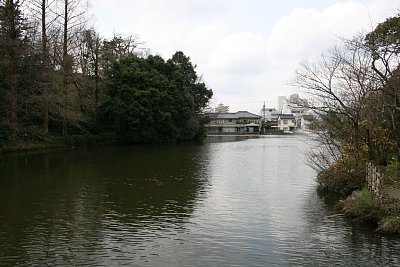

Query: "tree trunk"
left=43, top=107, right=49, bottom=134
left=7, top=0, right=18, bottom=140
left=41, top=0, right=49, bottom=134
left=94, top=37, right=100, bottom=108
left=62, top=120, right=68, bottom=136
left=41, top=0, right=47, bottom=53
left=63, top=0, right=68, bottom=64
left=7, top=0, right=17, bottom=40
left=62, top=0, right=69, bottom=136
left=9, top=91, right=17, bottom=140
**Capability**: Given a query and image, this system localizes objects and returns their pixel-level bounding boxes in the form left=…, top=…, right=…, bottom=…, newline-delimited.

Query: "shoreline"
left=322, top=188, right=400, bottom=235
left=0, top=134, right=108, bottom=155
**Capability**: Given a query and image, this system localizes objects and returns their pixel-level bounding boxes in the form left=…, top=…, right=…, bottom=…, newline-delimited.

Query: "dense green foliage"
left=316, top=156, right=366, bottom=195
left=0, top=1, right=212, bottom=147
left=97, top=53, right=212, bottom=143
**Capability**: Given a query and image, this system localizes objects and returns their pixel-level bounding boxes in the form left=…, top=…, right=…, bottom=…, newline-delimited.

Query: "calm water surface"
left=0, top=135, right=399, bottom=266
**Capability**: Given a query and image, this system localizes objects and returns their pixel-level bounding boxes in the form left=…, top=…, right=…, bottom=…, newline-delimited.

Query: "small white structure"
left=278, top=96, right=286, bottom=114
left=215, top=102, right=230, bottom=113
left=260, top=106, right=279, bottom=122
left=277, top=114, right=296, bottom=131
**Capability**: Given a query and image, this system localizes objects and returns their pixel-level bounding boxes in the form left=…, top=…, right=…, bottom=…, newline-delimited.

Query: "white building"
left=278, top=96, right=286, bottom=114
left=277, top=114, right=296, bottom=131
left=260, top=104, right=279, bottom=122
left=215, top=103, right=230, bottom=113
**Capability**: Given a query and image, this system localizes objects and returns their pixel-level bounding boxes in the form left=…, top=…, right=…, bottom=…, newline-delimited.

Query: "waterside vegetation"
left=293, top=13, right=400, bottom=234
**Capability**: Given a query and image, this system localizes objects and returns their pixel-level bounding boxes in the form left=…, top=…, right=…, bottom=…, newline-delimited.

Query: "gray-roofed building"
left=277, top=114, right=296, bottom=131
left=205, top=111, right=261, bottom=135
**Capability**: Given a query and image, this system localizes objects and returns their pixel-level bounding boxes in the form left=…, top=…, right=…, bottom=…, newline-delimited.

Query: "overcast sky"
left=91, top=0, right=398, bottom=114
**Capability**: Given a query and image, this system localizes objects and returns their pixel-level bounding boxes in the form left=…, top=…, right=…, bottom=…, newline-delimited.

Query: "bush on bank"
left=317, top=156, right=365, bottom=196
left=338, top=187, right=400, bottom=234
left=338, top=188, right=388, bottom=224
left=377, top=216, right=400, bottom=234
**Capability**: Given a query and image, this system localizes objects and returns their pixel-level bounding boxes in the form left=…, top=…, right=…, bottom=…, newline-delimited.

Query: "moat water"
left=0, top=135, right=399, bottom=266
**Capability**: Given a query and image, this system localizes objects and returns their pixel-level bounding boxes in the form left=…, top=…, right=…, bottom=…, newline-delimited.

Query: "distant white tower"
left=215, top=102, right=230, bottom=113
left=278, top=96, right=286, bottom=113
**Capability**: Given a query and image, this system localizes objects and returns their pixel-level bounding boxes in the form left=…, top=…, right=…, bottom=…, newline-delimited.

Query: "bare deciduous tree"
left=292, top=37, right=381, bottom=170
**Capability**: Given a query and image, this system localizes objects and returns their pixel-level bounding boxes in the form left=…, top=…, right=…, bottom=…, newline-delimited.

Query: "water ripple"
left=1, top=137, right=400, bottom=266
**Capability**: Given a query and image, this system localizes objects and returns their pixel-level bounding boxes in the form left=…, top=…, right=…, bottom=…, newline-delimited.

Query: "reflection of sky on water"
left=1, top=136, right=400, bottom=266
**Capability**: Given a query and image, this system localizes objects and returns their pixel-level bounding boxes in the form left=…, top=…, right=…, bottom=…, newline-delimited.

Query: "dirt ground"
left=384, top=188, right=400, bottom=200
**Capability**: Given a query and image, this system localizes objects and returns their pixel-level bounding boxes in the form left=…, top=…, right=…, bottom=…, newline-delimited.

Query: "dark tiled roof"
left=278, top=114, right=295, bottom=119
left=210, top=111, right=261, bottom=119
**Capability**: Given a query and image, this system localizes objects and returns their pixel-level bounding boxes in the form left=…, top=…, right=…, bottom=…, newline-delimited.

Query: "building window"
left=283, top=120, right=288, bottom=124
left=229, top=119, right=232, bottom=122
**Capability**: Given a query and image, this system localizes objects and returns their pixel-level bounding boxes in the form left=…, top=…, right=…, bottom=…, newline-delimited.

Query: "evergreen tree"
left=96, top=52, right=213, bottom=143
left=169, top=51, right=213, bottom=114
left=0, top=0, right=35, bottom=142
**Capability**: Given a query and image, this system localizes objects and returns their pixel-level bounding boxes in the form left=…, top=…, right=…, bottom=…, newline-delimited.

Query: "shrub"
left=340, top=188, right=388, bottom=224
left=385, top=158, right=400, bottom=186
left=378, top=216, right=400, bottom=234
left=317, top=156, right=365, bottom=195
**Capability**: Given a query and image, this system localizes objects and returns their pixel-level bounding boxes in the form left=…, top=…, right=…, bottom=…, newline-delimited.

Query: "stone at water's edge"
left=377, top=216, right=400, bottom=234
left=384, top=188, right=400, bottom=201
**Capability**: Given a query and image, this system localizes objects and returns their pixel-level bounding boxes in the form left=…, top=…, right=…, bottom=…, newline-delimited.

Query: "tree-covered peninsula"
left=96, top=52, right=213, bottom=143
left=0, top=0, right=212, bottom=150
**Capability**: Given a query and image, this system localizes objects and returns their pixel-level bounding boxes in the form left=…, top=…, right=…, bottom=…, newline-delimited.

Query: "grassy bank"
left=1, top=142, right=68, bottom=154
left=0, top=134, right=114, bottom=155
left=337, top=188, right=400, bottom=234
left=316, top=158, right=400, bottom=234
